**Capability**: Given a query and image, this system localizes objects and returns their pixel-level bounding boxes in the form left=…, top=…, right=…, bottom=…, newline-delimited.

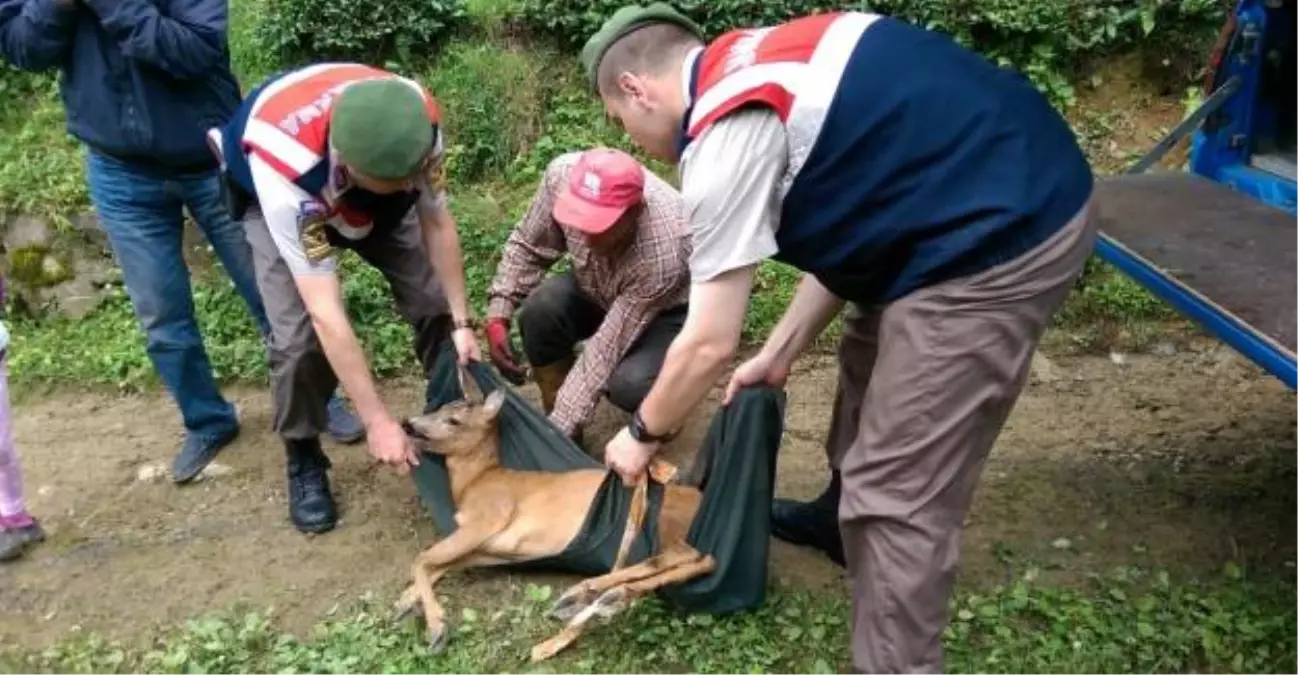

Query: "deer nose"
left=400, top=418, right=424, bottom=439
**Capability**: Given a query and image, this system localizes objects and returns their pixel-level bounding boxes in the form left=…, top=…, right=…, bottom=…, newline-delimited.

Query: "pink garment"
left=0, top=355, right=27, bottom=520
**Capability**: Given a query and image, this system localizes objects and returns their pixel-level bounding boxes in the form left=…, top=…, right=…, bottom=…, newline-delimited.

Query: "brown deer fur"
left=400, top=378, right=716, bottom=662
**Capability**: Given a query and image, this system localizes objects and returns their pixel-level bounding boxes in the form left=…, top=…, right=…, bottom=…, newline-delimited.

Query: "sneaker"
left=326, top=392, right=365, bottom=445
left=0, top=516, right=45, bottom=562
left=172, top=425, right=240, bottom=484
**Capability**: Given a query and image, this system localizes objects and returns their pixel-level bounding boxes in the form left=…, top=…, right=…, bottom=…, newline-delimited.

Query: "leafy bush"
left=423, top=42, right=549, bottom=183
left=515, top=0, right=1231, bottom=105
left=255, top=0, right=468, bottom=68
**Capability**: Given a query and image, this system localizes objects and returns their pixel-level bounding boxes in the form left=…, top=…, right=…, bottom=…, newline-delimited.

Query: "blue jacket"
left=0, top=0, right=241, bottom=172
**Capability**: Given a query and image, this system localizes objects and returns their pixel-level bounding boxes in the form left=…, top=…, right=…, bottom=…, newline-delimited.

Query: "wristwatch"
left=452, top=316, right=477, bottom=331
left=628, top=409, right=677, bottom=444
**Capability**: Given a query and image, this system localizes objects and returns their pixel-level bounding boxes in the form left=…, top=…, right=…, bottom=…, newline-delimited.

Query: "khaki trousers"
left=826, top=199, right=1099, bottom=672
left=244, top=209, right=451, bottom=440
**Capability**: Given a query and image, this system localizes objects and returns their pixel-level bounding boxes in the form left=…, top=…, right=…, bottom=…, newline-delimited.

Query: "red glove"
left=485, top=318, right=527, bottom=385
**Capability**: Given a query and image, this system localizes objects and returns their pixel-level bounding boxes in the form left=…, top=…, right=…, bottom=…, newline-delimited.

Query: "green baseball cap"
left=580, top=3, right=704, bottom=92
left=330, top=79, right=433, bottom=181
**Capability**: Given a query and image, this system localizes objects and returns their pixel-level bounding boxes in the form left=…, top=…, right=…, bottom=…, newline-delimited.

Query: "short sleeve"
left=679, top=107, right=788, bottom=282
left=249, top=153, right=338, bottom=275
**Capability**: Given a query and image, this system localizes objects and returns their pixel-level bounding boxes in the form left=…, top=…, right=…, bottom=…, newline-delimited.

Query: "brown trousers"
left=245, top=208, right=451, bottom=440
left=826, top=199, right=1098, bottom=673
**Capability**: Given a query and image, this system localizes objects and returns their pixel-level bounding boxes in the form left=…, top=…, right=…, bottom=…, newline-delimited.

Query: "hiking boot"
left=770, top=470, right=846, bottom=567
left=172, top=425, right=240, bottom=484
left=286, top=438, right=337, bottom=534
left=326, top=392, right=365, bottom=445
left=533, top=357, right=575, bottom=415
left=0, top=516, right=45, bottom=562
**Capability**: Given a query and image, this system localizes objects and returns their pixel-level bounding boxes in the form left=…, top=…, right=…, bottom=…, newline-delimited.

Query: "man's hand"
left=366, top=415, right=420, bottom=475
left=722, top=351, right=791, bottom=405
left=604, top=427, right=658, bottom=486
left=452, top=326, right=481, bottom=366
left=484, top=318, right=527, bottom=384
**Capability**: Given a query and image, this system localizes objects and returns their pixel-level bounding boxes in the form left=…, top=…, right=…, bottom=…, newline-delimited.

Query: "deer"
left=398, top=376, right=717, bottom=663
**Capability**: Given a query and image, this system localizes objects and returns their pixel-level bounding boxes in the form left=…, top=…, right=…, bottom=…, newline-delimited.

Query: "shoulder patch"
left=297, top=200, right=334, bottom=263
left=423, top=151, right=447, bottom=194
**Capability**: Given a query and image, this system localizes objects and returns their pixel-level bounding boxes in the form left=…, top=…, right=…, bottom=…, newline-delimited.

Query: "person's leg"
left=243, top=208, right=339, bottom=534
left=840, top=201, right=1099, bottom=673
left=350, top=212, right=454, bottom=412
left=85, top=151, right=238, bottom=483
left=0, top=354, right=44, bottom=562
left=515, top=271, right=605, bottom=415
left=769, top=302, right=879, bottom=567
left=604, top=305, right=686, bottom=412
left=180, top=170, right=364, bottom=444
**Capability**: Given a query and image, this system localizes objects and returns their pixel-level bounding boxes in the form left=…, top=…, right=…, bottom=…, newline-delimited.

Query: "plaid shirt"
left=487, top=152, right=691, bottom=435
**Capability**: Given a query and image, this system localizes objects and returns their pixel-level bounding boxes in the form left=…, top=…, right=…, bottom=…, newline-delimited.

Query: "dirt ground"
left=1, top=331, right=1294, bottom=650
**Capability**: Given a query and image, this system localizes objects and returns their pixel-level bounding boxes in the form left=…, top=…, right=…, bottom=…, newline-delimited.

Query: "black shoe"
left=286, top=439, right=337, bottom=534
left=172, top=426, right=240, bottom=484
left=325, top=392, right=365, bottom=445
left=770, top=471, right=846, bottom=567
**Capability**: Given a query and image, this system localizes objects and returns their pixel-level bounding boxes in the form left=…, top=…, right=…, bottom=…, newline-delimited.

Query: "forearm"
left=638, top=328, right=735, bottom=436
left=0, top=0, right=78, bottom=71
left=81, top=0, right=224, bottom=78
left=424, top=209, right=471, bottom=323
left=760, top=274, right=845, bottom=369
left=307, top=300, right=389, bottom=427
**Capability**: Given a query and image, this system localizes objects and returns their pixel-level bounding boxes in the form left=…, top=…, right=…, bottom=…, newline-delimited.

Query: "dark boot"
left=286, top=438, right=337, bottom=534
left=770, top=470, right=845, bottom=566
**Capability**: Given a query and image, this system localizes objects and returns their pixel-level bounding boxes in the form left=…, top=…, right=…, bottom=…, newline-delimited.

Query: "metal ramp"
left=1094, top=171, right=1296, bottom=388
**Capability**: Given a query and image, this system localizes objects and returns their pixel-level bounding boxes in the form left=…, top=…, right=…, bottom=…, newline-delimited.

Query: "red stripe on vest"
left=687, top=13, right=841, bottom=139
left=249, top=64, right=443, bottom=183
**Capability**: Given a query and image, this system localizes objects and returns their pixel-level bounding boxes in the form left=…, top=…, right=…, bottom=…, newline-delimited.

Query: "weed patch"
left=5, top=566, right=1292, bottom=674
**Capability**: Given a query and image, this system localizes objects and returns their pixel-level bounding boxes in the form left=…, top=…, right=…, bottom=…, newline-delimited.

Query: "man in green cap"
left=583, top=3, right=1099, bottom=672
left=213, top=63, right=482, bottom=534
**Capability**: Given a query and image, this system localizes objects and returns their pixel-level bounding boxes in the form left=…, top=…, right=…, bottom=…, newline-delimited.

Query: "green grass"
left=3, top=566, right=1293, bottom=674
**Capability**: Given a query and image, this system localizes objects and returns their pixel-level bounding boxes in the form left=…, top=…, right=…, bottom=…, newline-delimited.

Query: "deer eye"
left=447, top=417, right=461, bottom=427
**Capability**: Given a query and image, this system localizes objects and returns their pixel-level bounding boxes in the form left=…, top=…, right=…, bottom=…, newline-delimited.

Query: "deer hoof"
left=426, top=623, right=450, bottom=653
left=550, top=587, right=594, bottom=620
left=392, top=590, right=421, bottom=626
left=392, top=603, right=417, bottom=627
left=590, top=586, right=629, bottom=618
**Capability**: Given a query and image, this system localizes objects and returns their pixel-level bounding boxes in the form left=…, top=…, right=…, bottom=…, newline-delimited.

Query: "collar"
left=680, top=45, right=702, bottom=111
left=674, top=46, right=705, bottom=160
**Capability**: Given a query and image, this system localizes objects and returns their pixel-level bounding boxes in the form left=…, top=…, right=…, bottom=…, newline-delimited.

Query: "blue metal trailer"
left=1094, top=0, right=1296, bottom=388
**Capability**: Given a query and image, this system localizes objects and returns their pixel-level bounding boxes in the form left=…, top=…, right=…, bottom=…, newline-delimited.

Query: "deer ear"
left=482, top=389, right=506, bottom=419
left=459, top=366, right=485, bottom=404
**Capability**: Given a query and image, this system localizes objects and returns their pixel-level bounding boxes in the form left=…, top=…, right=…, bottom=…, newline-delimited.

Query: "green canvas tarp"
left=410, top=343, right=787, bottom=615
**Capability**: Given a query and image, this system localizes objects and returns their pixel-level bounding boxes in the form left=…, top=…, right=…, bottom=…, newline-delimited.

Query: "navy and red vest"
left=678, top=12, right=1094, bottom=305
left=222, top=63, right=442, bottom=247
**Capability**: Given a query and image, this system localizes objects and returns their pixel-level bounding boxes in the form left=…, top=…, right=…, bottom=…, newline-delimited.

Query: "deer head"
left=403, top=374, right=506, bottom=459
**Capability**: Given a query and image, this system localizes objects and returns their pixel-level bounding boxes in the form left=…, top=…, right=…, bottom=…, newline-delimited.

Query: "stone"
left=1030, top=352, right=1063, bottom=383
left=136, top=462, right=169, bottom=483
left=1151, top=341, right=1177, bottom=356
left=4, top=214, right=54, bottom=253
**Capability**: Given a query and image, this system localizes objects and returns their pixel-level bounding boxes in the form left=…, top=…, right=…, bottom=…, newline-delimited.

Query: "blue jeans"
left=86, top=150, right=271, bottom=439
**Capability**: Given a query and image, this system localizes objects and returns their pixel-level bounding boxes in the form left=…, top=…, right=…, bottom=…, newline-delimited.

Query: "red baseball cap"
left=552, top=148, right=645, bottom=234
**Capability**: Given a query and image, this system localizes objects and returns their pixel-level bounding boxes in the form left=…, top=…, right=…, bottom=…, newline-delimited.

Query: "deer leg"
left=405, top=513, right=510, bottom=652
left=531, top=551, right=718, bottom=663
left=551, top=547, right=699, bottom=620
left=610, top=480, right=649, bottom=572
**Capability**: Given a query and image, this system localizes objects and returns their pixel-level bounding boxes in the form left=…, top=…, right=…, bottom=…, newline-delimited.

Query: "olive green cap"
left=330, top=79, right=433, bottom=180
left=580, top=3, right=704, bottom=92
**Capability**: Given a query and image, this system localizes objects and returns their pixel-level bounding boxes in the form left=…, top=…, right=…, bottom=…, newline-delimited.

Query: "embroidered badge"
left=423, top=152, right=448, bottom=193
left=297, top=200, right=333, bottom=264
